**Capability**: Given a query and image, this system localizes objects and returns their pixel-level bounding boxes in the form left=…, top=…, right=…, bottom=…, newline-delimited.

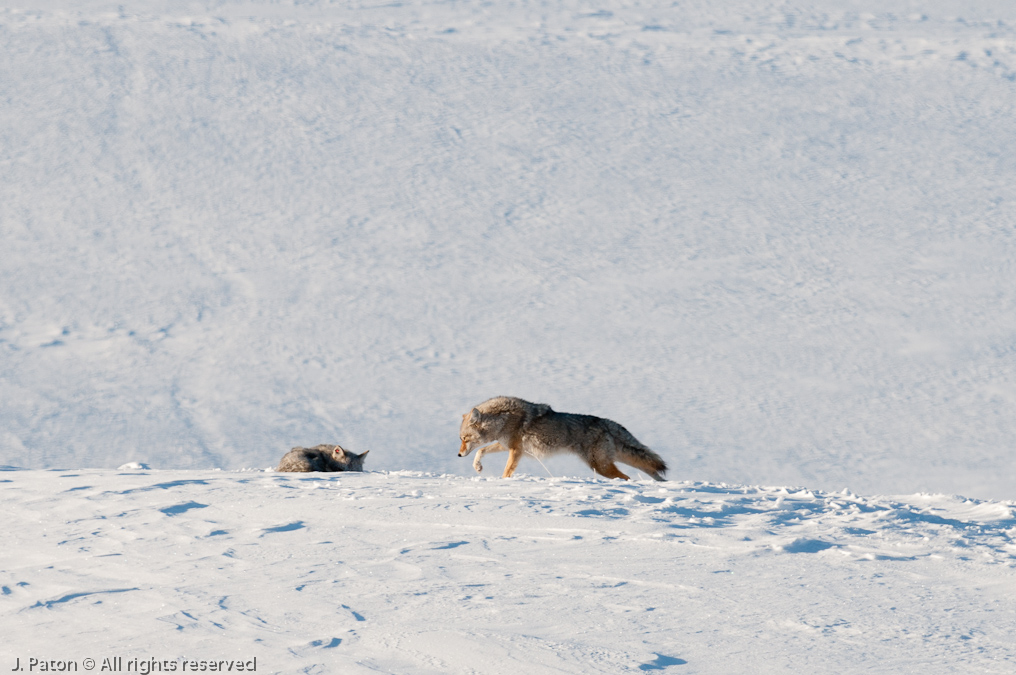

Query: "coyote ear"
left=359, top=450, right=369, bottom=457
left=469, top=408, right=481, bottom=423
left=332, top=445, right=347, bottom=458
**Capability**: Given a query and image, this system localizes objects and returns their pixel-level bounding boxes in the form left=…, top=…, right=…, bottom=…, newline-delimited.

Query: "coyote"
left=458, top=396, right=667, bottom=481
left=276, top=444, right=369, bottom=473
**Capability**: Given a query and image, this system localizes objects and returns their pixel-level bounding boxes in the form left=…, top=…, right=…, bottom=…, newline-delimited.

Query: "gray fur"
left=458, top=396, right=667, bottom=481
left=276, top=444, right=369, bottom=473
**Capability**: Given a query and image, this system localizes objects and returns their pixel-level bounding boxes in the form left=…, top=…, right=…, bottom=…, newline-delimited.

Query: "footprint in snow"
left=159, top=501, right=208, bottom=516
left=639, top=653, right=688, bottom=670
left=288, top=637, right=342, bottom=657
left=431, top=541, right=469, bottom=550
left=341, top=604, right=365, bottom=621
left=574, top=507, right=630, bottom=518
left=262, top=521, right=305, bottom=534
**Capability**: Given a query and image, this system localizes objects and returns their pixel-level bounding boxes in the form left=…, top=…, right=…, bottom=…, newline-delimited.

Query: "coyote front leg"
left=472, top=442, right=508, bottom=474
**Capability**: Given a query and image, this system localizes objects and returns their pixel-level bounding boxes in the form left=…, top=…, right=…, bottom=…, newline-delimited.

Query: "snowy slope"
left=2, top=468, right=1015, bottom=673
left=2, top=1, right=1016, bottom=500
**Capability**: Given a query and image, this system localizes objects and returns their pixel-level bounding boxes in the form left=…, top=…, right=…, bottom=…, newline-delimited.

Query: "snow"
left=4, top=468, right=1016, bottom=673
left=2, top=0, right=1016, bottom=671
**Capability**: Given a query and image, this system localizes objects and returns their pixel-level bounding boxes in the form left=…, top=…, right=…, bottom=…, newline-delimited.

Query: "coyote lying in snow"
left=276, top=444, right=369, bottom=472
left=458, top=396, right=667, bottom=481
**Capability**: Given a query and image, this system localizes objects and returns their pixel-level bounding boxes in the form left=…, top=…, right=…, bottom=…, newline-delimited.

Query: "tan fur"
left=458, top=396, right=667, bottom=481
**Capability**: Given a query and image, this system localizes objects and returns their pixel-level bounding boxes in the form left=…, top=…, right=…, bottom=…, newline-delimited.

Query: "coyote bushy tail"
left=606, top=419, right=668, bottom=481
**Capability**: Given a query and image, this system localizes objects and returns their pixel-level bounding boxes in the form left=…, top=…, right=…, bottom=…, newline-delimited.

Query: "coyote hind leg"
left=502, top=446, right=524, bottom=478
left=593, top=461, right=630, bottom=481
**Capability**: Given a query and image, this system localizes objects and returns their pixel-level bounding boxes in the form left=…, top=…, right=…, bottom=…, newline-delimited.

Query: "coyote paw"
left=473, top=458, right=483, bottom=473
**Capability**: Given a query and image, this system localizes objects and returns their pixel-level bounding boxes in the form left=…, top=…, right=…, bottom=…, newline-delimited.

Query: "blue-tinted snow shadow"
left=160, top=501, right=209, bottom=516
left=262, top=521, right=306, bottom=534
left=639, top=653, right=688, bottom=670
left=113, top=479, right=210, bottom=494
left=432, top=540, right=469, bottom=549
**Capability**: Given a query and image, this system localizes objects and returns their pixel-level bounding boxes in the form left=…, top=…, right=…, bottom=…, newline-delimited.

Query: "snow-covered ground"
left=3, top=0, right=1016, bottom=671
left=3, top=0, right=1016, bottom=498
left=3, top=468, right=1016, bottom=673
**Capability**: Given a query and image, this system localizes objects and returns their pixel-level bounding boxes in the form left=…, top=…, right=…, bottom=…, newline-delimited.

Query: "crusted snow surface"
left=2, top=469, right=1015, bottom=673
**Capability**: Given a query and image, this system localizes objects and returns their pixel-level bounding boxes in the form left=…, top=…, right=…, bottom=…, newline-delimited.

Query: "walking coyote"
left=458, top=396, right=667, bottom=481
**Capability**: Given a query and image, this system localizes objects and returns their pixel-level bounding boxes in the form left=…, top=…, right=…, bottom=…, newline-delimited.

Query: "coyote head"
left=458, top=407, right=493, bottom=457
left=331, top=445, right=369, bottom=472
